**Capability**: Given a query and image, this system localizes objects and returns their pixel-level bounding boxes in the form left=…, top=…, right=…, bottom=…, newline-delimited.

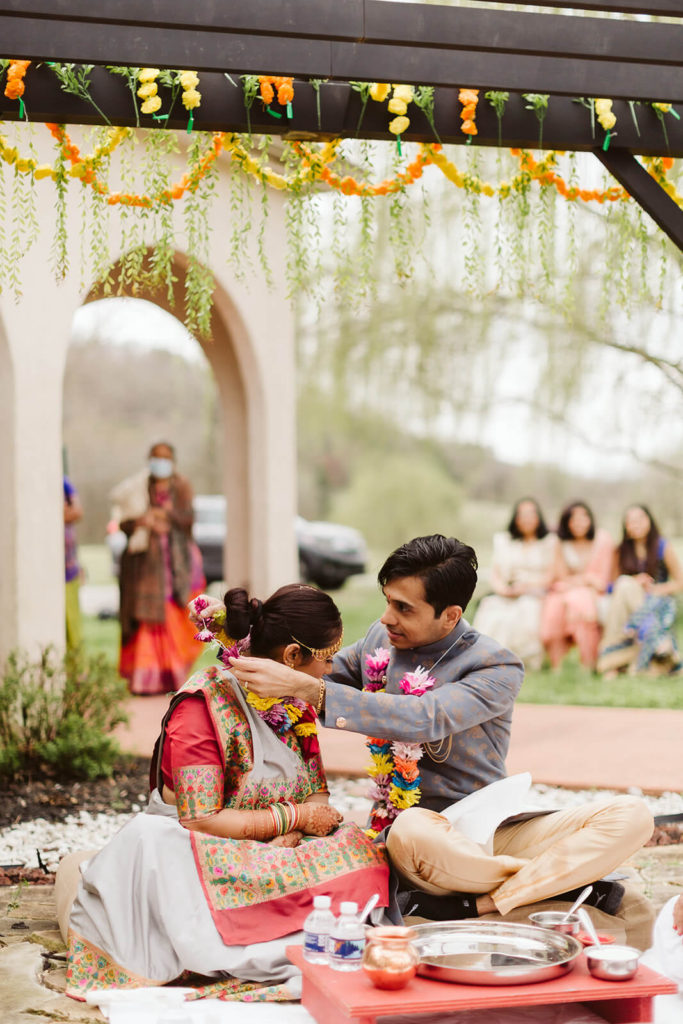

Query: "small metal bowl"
left=584, top=944, right=641, bottom=981
left=528, top=911, right=580, bottom=936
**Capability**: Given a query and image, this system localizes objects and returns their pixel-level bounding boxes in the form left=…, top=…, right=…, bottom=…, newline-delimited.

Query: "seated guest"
left=55, top=585, right=389, bottom=1001
left=598, top=504, right=682, bottom=679
left=541, top=501, right=614, bottom=670
left=473, top=498, right=558, bottom=669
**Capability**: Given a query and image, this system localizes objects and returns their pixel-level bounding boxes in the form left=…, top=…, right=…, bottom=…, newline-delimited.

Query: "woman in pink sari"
left=541, top=502, right=614, bottom=670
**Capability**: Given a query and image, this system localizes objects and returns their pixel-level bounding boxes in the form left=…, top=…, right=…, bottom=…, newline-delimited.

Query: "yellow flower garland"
left=0, top=123, right=679, bottom=211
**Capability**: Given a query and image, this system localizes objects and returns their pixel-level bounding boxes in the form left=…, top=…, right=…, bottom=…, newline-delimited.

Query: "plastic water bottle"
left=303, top=895, right=336, bottom=964
left=328, top=901, right=366, bottom=971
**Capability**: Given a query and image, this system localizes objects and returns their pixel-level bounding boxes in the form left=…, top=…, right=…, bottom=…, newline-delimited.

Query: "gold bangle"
left=315, top=679, right=326, bottom=717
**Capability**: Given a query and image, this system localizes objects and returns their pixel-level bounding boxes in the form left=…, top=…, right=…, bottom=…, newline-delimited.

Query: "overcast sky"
left=72, top=296, right=679, bottom=480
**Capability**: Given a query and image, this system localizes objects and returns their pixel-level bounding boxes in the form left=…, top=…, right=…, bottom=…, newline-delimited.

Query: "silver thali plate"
left=412, top=920, right=583, bottom=986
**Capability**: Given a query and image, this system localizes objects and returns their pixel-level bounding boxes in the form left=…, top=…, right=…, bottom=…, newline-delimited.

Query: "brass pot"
left=361, top=926, right=420, bottom=990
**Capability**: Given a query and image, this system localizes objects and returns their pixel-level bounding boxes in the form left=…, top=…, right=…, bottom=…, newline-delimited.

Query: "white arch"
left=0, top=124, right=297, bottom=663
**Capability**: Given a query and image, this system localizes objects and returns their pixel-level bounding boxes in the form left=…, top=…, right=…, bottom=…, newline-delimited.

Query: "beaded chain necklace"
left=362, top=633, right=461, bottom=835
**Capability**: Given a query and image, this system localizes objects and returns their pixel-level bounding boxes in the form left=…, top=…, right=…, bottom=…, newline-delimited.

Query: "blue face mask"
left=148, top=457, right=174, bottom=480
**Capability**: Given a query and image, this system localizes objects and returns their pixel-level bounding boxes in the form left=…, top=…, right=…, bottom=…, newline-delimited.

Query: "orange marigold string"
left=4, top=60, right=30, bottom=101
left=46, top=123, right=224, bottom=207
left=258, top=76, right=294, bottom=112
left=459, top=88, right=479, bottom=139
left=293, top=140, right=436, bottom=196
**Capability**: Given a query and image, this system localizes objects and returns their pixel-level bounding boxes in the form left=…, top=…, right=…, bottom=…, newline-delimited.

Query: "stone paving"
left=2, top=844, right=682, bottom=1024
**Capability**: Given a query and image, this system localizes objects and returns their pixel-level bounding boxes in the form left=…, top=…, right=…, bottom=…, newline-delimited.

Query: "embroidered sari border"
left=65, top=928, right=164, bottom=999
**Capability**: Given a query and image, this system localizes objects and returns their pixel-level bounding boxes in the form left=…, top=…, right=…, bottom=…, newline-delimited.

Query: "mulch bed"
left=0, top=755, right=151, bottom=885
left=0, top=755, right=151, bottom=830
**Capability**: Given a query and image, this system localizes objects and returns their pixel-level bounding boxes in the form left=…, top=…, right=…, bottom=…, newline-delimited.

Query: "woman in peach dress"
left=541, top=501, right=614, bottom=670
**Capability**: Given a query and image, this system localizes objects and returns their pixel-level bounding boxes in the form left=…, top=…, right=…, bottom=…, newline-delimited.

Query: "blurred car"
left=107, top=495, right=367, bottom=591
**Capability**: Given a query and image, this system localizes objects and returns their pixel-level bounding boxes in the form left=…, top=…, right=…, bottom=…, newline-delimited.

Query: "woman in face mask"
left=111, top=442, right=206, bottom=694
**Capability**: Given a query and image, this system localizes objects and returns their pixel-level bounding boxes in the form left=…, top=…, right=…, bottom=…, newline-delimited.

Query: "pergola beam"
left=6, top=68, right=683, bottom=159
left=594, top=147, right=683, bottom=250
left=485, top=1, right=683, bottom=15
left=1, top=18, right=682, bottom=103
left=2, top=1, right=681, bottom=67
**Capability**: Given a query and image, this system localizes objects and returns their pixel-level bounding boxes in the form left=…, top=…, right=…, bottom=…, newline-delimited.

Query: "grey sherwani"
left=323, top=618, right=524, bottom=811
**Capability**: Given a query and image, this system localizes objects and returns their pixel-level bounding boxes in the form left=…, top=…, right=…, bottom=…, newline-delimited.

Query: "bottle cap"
left=313, top=895, right=331, bottom=909
left=340, top=901, right=358, bottom=914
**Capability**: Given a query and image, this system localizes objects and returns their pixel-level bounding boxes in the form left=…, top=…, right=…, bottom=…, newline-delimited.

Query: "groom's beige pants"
left=386, top=796, right=653, bottom=915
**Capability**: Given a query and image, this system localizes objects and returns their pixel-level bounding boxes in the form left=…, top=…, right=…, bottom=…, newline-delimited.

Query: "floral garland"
left=4, top=60, right=30, bottom=118
left=0, top=121, right=679, bottom=210
left=258, top=76, right=294, bottom=119
left=363, top=647, right=435, bottom=835
left=459, top=88, right=479, bottom=139
left=189, top=595, right=320, bottom=760
left=294, top=139, right=432, bottom=196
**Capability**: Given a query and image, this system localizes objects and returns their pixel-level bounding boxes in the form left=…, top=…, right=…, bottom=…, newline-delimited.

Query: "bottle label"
left=329, top=937, right=364, bottom=961
left=304, top=932, right=328, bottom=955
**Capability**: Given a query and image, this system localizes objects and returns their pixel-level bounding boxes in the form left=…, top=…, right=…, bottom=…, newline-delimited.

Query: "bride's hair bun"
left=223, top=587, right=251, bottom=640
left=248, top=597, right=264, bottom=632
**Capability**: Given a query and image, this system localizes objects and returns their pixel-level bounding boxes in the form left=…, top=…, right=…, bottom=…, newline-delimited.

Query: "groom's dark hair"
left=378, top=535, right=478, bottom=616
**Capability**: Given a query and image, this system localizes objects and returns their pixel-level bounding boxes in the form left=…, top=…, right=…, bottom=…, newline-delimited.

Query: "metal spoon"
left=578, top=906, right=602, bottom=946
left=561, top=885, right=593, bottom=922
left=359, top=893, right=380, bottom=924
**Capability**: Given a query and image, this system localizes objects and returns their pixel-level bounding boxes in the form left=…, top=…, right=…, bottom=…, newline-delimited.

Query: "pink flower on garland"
left=194, top=628, right=215, bottom=642
left=399, top=665, right=435, bottom=696
left=365, top=647, right=391, bottom=688
left=218, top=636, right=251, bottom=664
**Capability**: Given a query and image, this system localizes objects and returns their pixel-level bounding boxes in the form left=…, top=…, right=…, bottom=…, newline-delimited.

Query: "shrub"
left=0, top=646, right=129, bottom=780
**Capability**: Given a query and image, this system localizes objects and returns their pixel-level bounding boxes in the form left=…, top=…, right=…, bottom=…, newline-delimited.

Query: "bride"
left=56, top=584, right=389, bottom=1002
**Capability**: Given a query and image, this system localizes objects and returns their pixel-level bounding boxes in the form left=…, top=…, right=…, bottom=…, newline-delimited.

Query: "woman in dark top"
left=597, top=504, right=682, bottom=678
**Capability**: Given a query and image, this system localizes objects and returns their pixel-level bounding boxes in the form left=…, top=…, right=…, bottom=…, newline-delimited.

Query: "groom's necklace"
left=421, top=632, right=461, bottom=763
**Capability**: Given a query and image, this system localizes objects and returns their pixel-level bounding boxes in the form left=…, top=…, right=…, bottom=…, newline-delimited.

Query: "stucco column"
left=207, top=180, right=298, bottom=597
left=0, top=273, right=81, bottom=662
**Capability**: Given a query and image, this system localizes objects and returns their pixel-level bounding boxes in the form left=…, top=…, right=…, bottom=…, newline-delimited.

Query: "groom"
left=231, top=534, right=653, bottom=921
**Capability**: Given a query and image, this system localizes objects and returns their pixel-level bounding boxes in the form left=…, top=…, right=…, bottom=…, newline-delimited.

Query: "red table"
left=287, top=945, right=677, bottom=1024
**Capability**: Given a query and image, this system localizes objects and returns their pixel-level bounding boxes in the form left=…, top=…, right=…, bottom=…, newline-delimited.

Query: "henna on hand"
left=299, top=802, right=344, bottom=836
left=269, top=830, right=304, bottom=848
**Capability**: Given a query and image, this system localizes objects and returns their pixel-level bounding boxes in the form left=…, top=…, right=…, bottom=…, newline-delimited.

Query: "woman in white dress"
left=473, top=498, right=558, bottom=670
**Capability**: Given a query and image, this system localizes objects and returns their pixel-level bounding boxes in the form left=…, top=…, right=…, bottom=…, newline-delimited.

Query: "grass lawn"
left=79, top=556, right=682, bottom=711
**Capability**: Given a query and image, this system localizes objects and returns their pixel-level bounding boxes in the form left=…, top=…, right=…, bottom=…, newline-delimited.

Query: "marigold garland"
left=459, top=88, right=480, bottom=138
left=0, top=121, right=679, bottom=212
left=258, top=76, right=294, bottom=118
left=137, top=68, right=161, bottom=116
left=4, top=60, right=30, bottom=101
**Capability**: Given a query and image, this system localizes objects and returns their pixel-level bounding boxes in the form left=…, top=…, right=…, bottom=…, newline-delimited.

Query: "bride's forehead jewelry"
left=290, top=631, right=344, bottom=661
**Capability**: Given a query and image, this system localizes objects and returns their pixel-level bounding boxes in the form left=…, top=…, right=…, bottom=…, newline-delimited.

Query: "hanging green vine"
left=47, top=63, right=111, bottom=125
left=107, top=66, right=141, bottom=126
left=485, top=91, right=509, bottom=147
left=240, top=75, right=260, bottom=136
left=50, top=129, right=70, bottom=280
left=413, top=87, right=441, bottom=143
left=350, top=82, right=372, bottom=136
left=523, top=94, right=550, bottom=149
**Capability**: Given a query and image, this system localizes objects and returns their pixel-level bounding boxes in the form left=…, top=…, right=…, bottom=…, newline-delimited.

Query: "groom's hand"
left=229, top=655, right=321, bottom=707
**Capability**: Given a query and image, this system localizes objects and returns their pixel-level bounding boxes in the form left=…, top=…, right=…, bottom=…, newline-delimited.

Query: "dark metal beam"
left=2, top=1, right=681, bottom=67
left=5, top=68, right=683, bottom=158
left=1, top=18, right=683, bottom=102
left=0, top=0, right=365, bottom=37
left=595, top=147, right=683, bottom=251
left=478, top=1, right=683, bottom=15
